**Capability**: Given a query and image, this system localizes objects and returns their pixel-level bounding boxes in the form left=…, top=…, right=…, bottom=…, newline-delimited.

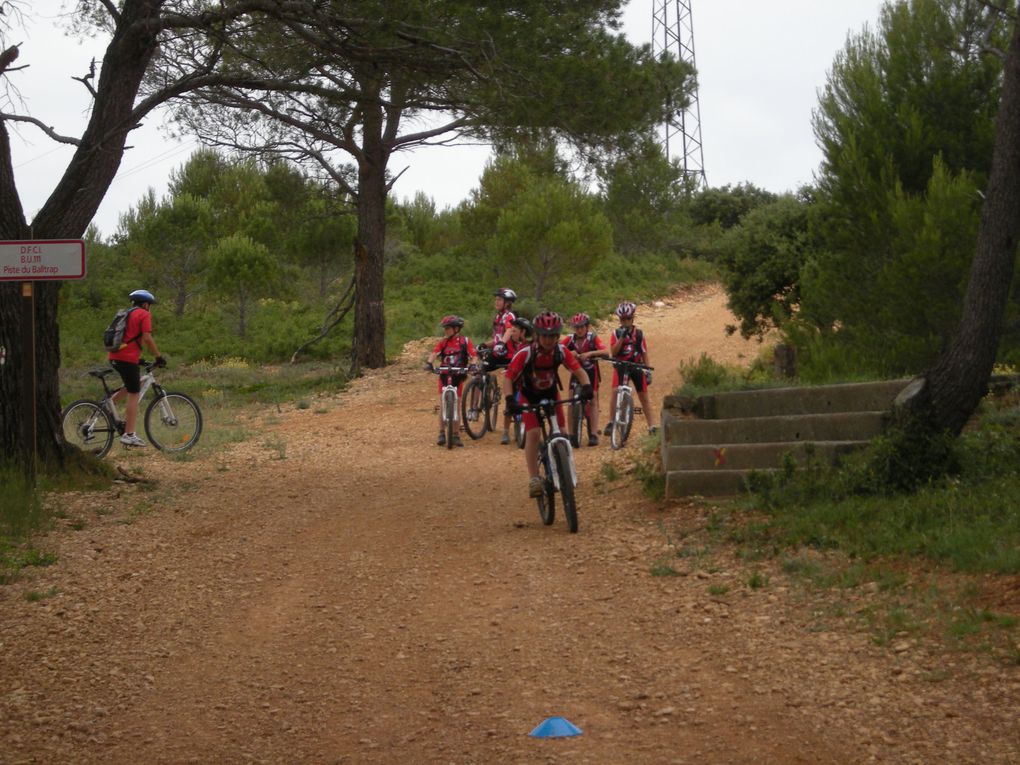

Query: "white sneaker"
left=120, top=433, right=147, bottom=447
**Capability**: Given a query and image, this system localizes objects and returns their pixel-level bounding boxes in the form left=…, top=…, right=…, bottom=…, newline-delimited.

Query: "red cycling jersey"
left=609, top=327, right=649, bottom=389
left=561, top=331, right=606, bottom=389
left=492, top=309, right=515, bottom=345
left=505, top=342, right=582, bottom=430
left=432, top=335, right=476, bottom=393
left=107, top=307, right=151, bottom=365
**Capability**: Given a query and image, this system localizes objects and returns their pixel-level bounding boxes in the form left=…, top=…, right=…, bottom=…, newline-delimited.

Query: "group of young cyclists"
left=425, top=288, right=657, bottom=498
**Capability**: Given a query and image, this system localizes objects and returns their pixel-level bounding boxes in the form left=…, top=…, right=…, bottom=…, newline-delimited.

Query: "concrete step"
left=664, top=379, right=911, bottom=420
left=664, top=411, right=889, bottom=446
left=663, top=440, right=865, bottom=471
left=664, top=469, right=765, bottom=497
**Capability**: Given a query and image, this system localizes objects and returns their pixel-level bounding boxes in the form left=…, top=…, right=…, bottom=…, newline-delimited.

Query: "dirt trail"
left=2, top=285, right=1017, bottom=764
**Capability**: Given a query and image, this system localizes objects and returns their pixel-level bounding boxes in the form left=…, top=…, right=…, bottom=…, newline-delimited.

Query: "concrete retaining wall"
left=661, top=379, right=912, bottom=497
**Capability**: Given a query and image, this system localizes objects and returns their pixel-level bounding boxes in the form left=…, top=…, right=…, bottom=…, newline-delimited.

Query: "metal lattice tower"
left=652, top=0, right=706, bottom=189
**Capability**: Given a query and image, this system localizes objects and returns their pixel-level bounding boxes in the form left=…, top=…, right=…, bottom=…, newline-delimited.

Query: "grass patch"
left=672, top=351, right=777, bottom=398
left=650, top=561, right=680, bottom=577
left=600, top=462, right=622, bottom=482
left=747, top=570, right=769, bottom=590
left=25, top=586, right=60, bottom=602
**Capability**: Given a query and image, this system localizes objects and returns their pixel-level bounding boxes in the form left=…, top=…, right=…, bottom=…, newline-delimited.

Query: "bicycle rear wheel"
left=461, top=377, right=487, bottom=440
left=568, top=399, right=583, bottom=448
left=552, top=440, right=578, bottom=533
left=144, top=392, right=203, bottom=452
left=62, top=400, right=115, bottom=458
left=611, top=391, right=633, bottom=450
left=484, top=375, right=501, bottom=433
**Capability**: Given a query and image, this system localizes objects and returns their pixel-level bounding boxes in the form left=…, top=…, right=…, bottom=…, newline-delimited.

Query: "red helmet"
left=493, top=287, right=517, bottom=303
left=532, top=311, right=563, bottom=335
left=440, top=315, right=464, bottom=329
left=570, top=312, right=590, bottom=328
left=615, top=301, right=637, bottom=319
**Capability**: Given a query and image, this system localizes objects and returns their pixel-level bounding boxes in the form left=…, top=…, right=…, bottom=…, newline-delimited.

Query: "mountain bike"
left=567, top=367, right=600, bottom=448
left=519, top=395, right=582, bottom=533
left=461, top=347, right=502, bottom=440
left=427, top=364, right=471, bottom=450
left=61, top=360, right=203, bottom=458
left=607, top=359, right=653, bottom=451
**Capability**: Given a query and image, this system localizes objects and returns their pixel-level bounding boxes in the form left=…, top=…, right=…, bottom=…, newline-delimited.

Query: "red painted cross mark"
left=713, top=447, right=727, bottom=467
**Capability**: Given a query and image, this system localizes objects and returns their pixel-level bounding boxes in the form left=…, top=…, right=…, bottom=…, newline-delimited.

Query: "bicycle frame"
left=95, top=362, right=166, bottom=426
left=607, top=359, right=653, bottom=449
left=522, top=396, right=580, bottom=490
left=432, top=366, right=470, bottom=413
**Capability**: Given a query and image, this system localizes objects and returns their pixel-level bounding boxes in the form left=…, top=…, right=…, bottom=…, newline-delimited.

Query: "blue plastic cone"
left=529, top=716, right=583, bottom=738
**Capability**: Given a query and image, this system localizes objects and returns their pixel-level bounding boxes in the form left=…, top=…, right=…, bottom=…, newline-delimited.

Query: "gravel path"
left=2, top=285, right=1017, bottom=764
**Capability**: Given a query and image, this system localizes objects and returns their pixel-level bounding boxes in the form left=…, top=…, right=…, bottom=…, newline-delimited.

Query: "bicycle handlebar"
left=517, top=395, right=583, bottom=413
left=426, top=365, right=472, bottom=375
left=607, top=359, right=653, bottom=371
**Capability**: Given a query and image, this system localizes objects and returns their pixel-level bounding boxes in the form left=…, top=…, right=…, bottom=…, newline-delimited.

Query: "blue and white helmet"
left=129, top=289, right=157, bottom=305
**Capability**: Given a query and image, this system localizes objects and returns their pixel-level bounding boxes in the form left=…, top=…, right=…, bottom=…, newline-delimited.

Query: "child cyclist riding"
left=562, top=312, right=609, bottom=446
left=606, top=301, right=657, bottom=435
left=425, top=315, right=478, bottom=447
left=503, top=311, right=593, bottom=498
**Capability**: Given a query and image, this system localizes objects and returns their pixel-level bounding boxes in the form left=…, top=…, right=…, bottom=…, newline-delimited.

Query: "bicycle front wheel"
left=537, top=456, right=555, bottom=526
left=552, top=440, right=578, bottom=533
left=443, top=388, right=456, bottom=449
left=484, top=375, right=501, bottom=433
left=62, top=400, right=115, bottom=458
left=611, top=392, right=633, bottom=450
left=144, top=392, right=203, bottom=452
left=461, top=378, right=487, bottom=440
left=514, top=416, right=526, bottom=449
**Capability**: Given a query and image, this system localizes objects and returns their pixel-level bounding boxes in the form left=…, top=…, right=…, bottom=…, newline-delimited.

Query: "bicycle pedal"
left=634, top=407, right=643, bottom=414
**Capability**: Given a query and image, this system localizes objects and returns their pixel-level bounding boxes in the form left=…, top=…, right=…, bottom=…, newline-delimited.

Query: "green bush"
left=745, top=405, right=1020, bottom=574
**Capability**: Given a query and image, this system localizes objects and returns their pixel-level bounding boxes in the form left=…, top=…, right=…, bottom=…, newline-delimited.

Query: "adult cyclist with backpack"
left=502, top=311, right=593, bottom=498
left=107, top=289, right=165, bottom=448
left=561, top=312, right=609, bottom=446
left=425, top=315, right=478, bottom=447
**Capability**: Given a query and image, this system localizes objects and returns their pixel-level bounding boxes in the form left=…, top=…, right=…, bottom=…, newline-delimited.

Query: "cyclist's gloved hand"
left=154, top=355, right=167, bottom=368
left=423, top=362, right=434, bottom=372
left=504, top=395, right=523, bottom=415
left=579, top=384, right=594, bottom=401
left=468, top=363, right=479, bottom=374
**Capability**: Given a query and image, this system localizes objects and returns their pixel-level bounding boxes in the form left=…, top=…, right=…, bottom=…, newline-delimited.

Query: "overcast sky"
left=8, top=1, right=883, bottom=237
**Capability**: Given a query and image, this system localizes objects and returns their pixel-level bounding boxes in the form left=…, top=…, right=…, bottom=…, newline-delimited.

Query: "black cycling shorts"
left=110, top=360, right=141, bottom=394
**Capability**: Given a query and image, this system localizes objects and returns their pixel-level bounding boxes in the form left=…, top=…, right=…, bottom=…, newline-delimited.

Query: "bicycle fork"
left=546, top=436, right=577, bottom=490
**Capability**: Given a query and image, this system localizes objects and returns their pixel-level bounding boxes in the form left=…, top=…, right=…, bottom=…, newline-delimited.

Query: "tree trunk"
left=906, top=6, right=1020, bottom=435
left=238, top=288, right=248, bottom=339
left=351, top=95, right=390, bottom=374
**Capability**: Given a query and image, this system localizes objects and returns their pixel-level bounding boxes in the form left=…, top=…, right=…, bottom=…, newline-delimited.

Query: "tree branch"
left=0, top=113, right=80, bottom=145
left=290, top=275, right=356, bottom=363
